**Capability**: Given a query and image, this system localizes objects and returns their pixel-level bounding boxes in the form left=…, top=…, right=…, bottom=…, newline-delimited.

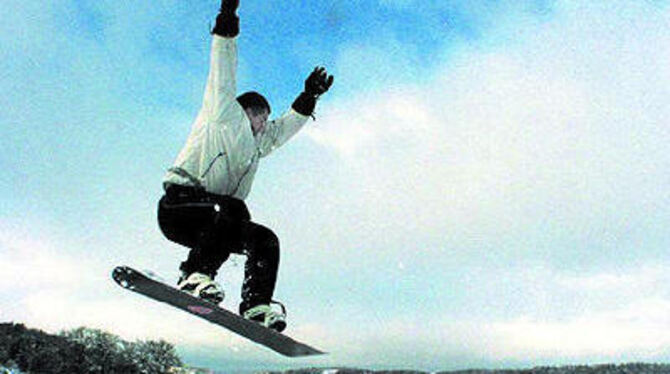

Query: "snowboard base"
left=112, top=265, right=325, bottom=357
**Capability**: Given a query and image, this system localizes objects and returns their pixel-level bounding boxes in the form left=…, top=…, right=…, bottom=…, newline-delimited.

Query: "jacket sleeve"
left=201, top=35, right=238, bottom=118
left=256, top=109, right=310, bottom=157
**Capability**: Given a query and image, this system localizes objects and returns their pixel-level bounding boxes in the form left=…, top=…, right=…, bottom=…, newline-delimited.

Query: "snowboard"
left=111, top=265, right=325, bottom=357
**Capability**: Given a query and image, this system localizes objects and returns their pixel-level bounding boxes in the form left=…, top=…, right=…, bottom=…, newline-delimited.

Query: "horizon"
left=1, top=0, right=670, bottom=372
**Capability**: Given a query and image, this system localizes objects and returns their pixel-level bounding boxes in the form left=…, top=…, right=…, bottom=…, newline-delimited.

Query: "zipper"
left=230, top=151, right=260, bottom=196
left=201, top=151, right=226, bottom=179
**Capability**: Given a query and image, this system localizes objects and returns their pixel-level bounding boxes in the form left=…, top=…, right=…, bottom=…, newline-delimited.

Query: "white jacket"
left=163, top=35, right=310, bottom=199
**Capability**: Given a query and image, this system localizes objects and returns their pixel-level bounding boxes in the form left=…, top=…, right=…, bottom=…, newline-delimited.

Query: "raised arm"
left=257, top=67, right=334, bottom=157
left=201, top=0, right=241, bottom=114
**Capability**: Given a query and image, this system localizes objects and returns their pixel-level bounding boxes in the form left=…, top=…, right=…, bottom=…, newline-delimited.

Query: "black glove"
left=304, top=66, right=334, bottom=98
left=212, top=0, right=240, bottom=37
left=220, top=0, right=239, bottom=14
left=292, top=67, right=334, bottom=117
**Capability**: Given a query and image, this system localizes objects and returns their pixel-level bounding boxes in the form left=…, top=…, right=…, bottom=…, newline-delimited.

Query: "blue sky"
left=2, top=0, right=670, bottom=372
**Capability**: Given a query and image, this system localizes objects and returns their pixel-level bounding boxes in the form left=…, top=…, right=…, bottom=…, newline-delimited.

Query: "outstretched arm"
left=257, top=67, right=334, bottom=157
left=202, top=0, right=240, bottom=114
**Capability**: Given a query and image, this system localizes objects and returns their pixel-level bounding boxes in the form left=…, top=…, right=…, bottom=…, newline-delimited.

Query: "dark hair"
left=236, top=91, right=271, bottom=114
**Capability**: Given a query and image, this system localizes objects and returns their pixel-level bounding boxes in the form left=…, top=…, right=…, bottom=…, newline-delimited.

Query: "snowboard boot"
left=242, top=301, right=287, bottom=332
left=177, top=272, right=225, bottom=305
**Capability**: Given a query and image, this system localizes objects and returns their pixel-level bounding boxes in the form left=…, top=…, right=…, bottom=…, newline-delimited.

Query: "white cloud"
left=557, top=266, right=668, bottom=292
left=490, top=297, right=670, bottom=358
left=277, top=2, right=670, bottom=366
left=285, top=264, right=670, bottom=369
left=0, top=229, right=81, bottom=290
left=303, top=0, right=670, bottom=260
left=0, top=222, right=246, bottom=349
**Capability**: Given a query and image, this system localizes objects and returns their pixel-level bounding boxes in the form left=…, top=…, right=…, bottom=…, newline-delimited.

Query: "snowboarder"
left=157, top=0, right=333, bottom=332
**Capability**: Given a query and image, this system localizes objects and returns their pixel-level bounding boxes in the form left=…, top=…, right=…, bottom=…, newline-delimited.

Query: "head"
left=236, top=91, right=271, bottom=135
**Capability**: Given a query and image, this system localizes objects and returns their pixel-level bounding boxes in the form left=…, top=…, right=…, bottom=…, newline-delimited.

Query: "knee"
left=261, top=226, right=279, bottom=249
left=255, top=226, right=279, bottom=258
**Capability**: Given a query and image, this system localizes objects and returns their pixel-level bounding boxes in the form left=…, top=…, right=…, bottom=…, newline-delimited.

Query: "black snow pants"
left=157, top=183, right=280, bottom=314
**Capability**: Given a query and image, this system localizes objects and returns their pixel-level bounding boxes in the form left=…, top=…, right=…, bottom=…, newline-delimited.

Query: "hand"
left=213, top=0, right=240, bottom=37
left=304, top=67, right=334, bottom=97
left=220, top=0, right=239, bottom=13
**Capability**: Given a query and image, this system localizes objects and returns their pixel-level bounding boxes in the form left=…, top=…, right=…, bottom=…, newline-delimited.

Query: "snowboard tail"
left=112, top=266, right=325, bottom=357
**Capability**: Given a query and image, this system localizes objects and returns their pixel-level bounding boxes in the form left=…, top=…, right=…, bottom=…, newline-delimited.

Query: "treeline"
left=0, top=323, right=183, bottom=374
left=439, top=363, right=670, bottom=374
left=434, top=363, right=670, bottom=374
left=270, top=363, right=670, bottom=374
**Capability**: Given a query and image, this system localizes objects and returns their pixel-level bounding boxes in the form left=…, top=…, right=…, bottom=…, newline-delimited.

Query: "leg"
left=158, top=187, right=281, bottom=313
left=221, top=221, right=281, bottom=314
left=157, top=187, right=241, bottom=278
